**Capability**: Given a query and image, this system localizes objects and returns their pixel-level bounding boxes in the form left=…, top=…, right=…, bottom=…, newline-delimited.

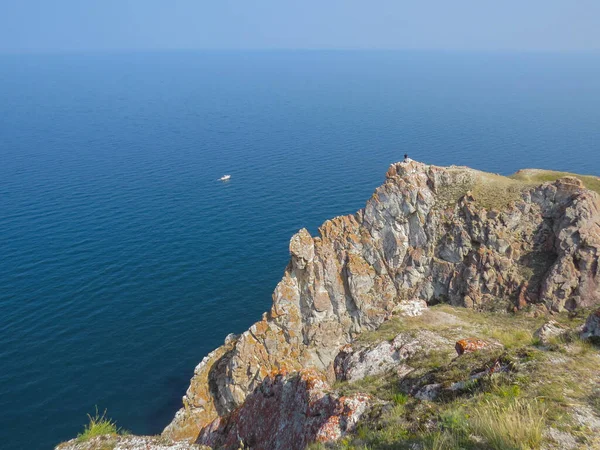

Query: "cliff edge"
left=161, top=160, right=600, bottom=445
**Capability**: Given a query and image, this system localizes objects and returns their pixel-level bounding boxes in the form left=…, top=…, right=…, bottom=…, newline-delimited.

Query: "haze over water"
left=1, top=51, right=599, bottom=450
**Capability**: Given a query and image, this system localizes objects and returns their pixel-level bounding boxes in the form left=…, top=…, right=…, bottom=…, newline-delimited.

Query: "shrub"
left=392, top=392, right=408, bottom=406
left=426, top=430, right=463, bottom=450
left=76, top=407, right=120, bottom=442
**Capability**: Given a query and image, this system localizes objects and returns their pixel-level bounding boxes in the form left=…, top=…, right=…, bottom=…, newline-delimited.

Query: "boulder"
left=334, top=330, right=451, bottom=382
left=581, top=309, right=600, bottom=340
left=534, top=320, right=567, bottom=345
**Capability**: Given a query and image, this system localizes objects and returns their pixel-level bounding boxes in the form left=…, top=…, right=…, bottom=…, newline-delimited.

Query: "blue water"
left=1, top=51, right=599, bottom=450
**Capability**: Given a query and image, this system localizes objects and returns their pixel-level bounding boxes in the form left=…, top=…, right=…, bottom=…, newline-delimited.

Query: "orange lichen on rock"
left=455, top=338, right=489, bottom=355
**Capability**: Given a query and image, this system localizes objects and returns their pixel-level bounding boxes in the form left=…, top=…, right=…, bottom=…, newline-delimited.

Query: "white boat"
left=219, top=174, right=231, bottom=181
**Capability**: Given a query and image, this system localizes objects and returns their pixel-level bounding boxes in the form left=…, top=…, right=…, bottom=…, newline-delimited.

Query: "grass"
left=76, top=407, right=121, bottom=442
left=433, top=166, right=600, bottom=215
left=324, top=304, right=600, bottom=450
left=335, top=372, right=403, bottom=403
left=469, top=398, right=547, bottom=450
left=433, top=177, right=474, bottom=209
left=392, top=392, right=409, bottom=406
left=510, top=169, right=600, bottom=195
left=588, top=389, right=600, bottom=415
left=483, top=327, right=534, bottom=349
left=469, top=167, right=600, bottom=211
left=471, top=173, right=529, bottom=210
left=426, top=430, right=464, bottom=450
left=355, top=315, right=428, bottom=344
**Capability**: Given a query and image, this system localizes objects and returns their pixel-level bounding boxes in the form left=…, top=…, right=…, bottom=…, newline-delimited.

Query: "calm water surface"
left=1, top=51, right=599, bottom=449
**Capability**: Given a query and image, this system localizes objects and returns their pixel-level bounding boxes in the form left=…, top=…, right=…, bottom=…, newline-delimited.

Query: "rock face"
left=196, top=369, right=369, bottom=450
left=164, top=161, right=600, bottom=443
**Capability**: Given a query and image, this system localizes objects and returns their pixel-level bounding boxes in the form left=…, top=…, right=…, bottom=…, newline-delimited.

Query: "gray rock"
left=534, top=320, right=567, bottom=345
left=581, top=309, right=600, bottom=340
left=544, top=427, right=578, bottom=450
left=334, top=330, right=451, bottom=382
left=56, top=435, right=205, bottom=450
left=415, top=383, right=442, bottom=401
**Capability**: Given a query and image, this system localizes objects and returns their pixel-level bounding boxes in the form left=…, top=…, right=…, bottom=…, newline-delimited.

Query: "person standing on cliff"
left=404, top=153, right=409, bottom=162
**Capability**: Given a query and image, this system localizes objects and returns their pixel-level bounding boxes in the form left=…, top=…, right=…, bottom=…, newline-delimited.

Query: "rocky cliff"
left=159, top=160, right=600, bottom=447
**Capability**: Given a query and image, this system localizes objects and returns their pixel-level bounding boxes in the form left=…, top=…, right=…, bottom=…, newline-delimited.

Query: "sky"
left=1, top=0, right=599, bottom=53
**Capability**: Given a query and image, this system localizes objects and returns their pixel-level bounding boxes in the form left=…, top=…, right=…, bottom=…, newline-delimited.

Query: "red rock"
left=455, top=338, right=489, bottom=355
left=517, top=281, right=529, bottom=310
left=196, top=369, right=370, bottom=450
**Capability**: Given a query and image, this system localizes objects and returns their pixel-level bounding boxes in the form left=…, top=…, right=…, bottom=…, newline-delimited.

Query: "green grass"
left=483, top=327, right=534, bottom=349
left=588, top=389, right=600, bottom=416
left=335, top=372, right=403, bottom=403
left=76, top=408, right=121, bottom=442
left=469, top=398, right=547, bottom=450
left=425, top=430, right=465, bottom=450
left=392, top=392, right=409, bottom=406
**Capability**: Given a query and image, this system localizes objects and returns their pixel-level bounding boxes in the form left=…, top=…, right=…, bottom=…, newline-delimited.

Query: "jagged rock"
left=535, top=320, right=567, bottom=345
left=455, top=338, right=489, bottom=355
left=334, top=330, right=451, bottom=382
left=289, top=228, right=315, bottom=270
left=164, top=161, right=600, bottom=442
left=196, top=369, right=369, bottom=450
left=581, top=309, right=600, bottom=340
left=163, top=340, right=239, bottom=441
left=223, top=333, right=238, bottom=345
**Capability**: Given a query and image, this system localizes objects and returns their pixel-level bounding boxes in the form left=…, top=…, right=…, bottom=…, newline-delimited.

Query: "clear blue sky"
left=1, top=0, right=599, bottom=53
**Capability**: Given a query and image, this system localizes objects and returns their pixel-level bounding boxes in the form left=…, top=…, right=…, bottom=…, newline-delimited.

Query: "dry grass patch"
left=434, top=166, right=600, bottom=213
left=510, top=169, right=600, bottom=195
left=469, top=398, right=547, bottom=450
left=471, top=173, right=529, bottom=210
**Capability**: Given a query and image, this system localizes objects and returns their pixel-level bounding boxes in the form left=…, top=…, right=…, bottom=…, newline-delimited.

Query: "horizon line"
left=1, top=47, right=600, bottom=57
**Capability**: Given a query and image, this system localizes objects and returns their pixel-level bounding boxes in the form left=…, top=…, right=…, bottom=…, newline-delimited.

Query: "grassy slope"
left=510, top=169, right=600, bottom=195
left=312, top=305, right=600, bottom=450
left=435, top=166, right=600, bottom=212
